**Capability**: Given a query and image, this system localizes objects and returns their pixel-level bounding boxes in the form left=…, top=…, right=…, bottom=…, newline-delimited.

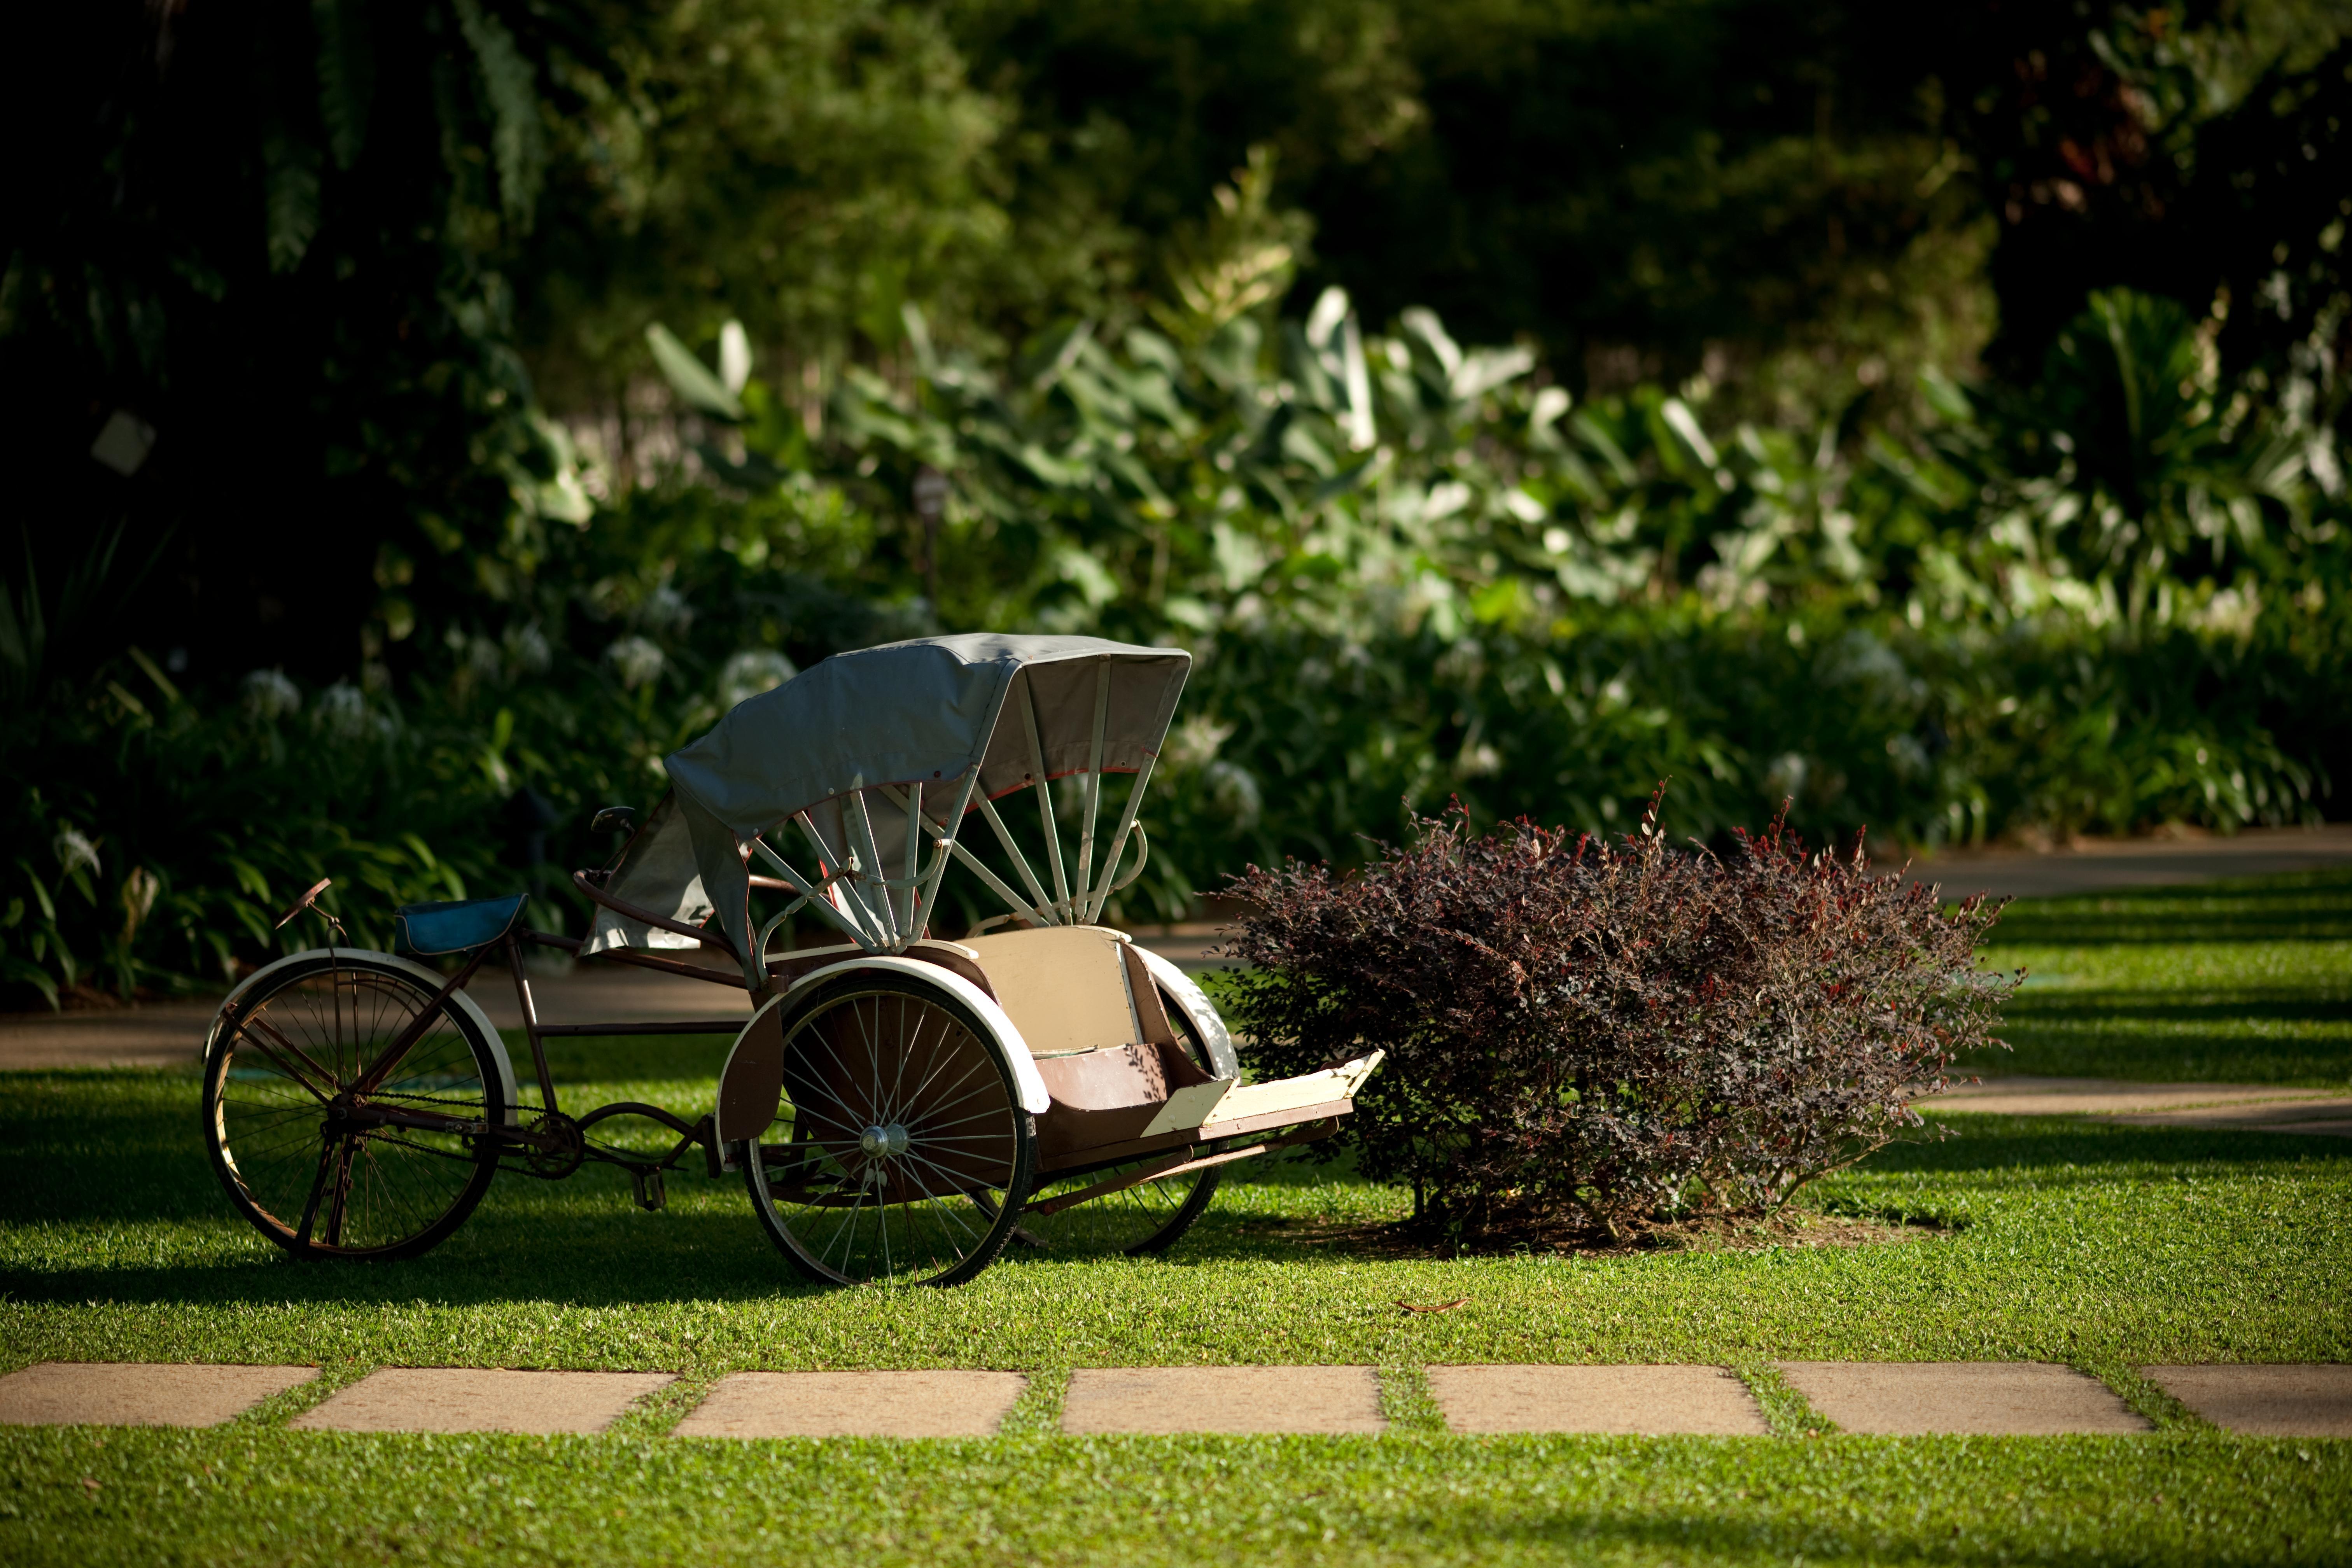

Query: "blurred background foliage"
left=5, top=0, right=2349, bottom=1004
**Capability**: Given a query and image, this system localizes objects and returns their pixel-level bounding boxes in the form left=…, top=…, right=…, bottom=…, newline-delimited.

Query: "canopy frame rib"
left=796, top=811, right=887, bottom=947
left=1075, top=661, right=1110, bottom=911
left=844, top=784, right=901, bottom=945
left=879, top=775, right=997, bottom=936
left=975, top=793, right=1058, bottom=924
left=751, top=835, right=880, bottom=953
left=1018, top=682, right=1074, bottom=921
left=908, top=771, right=978, bottom=938
left=900, top=780, right=923, bottom=936
left=1085, top=751, right=1158, bottom=923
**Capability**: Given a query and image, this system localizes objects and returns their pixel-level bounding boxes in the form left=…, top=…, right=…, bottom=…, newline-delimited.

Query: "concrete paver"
left=1778, top=1362, right=2151, bottom=1435
left=1426, top=1364, right=1768, bottom=1435
left=2146, top=1365, right=2352, bottom=1437
left=0, top=1362, right=317, bottom=1428
left=1060, top=1366, right=1385, bottom=1435
left=673, top=1370, right=1028, bottom=1438
left=291, top=1368, right=674, bottom=1435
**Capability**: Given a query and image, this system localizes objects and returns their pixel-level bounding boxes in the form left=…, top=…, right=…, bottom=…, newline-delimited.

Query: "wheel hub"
left=859, top=1123, right=909, bottom=1158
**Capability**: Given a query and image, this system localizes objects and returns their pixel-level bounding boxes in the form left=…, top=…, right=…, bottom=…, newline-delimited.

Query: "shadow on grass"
left=5, top=1038, right=2345, bottom=1313
left=1981, top=868, right=2352, bottom=946
left=2000, top=990, right=2350, bottom=1023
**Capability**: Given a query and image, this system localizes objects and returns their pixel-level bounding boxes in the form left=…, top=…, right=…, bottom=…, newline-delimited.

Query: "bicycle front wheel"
left=202, top=950, right=507, bottom=1261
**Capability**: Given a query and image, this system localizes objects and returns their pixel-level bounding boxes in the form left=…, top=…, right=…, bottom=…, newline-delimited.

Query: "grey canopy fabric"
left=581, top=634, right=1190, bottom=975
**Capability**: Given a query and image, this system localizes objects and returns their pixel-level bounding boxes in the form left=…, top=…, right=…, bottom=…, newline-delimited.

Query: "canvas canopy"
left=581, top=633, right=1191, bottom=980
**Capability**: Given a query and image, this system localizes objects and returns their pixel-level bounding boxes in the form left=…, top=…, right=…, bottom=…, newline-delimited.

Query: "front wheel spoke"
left=322, top=1137, right=358, bottom=1246
left=293, top=1137, right=338, bottom=1246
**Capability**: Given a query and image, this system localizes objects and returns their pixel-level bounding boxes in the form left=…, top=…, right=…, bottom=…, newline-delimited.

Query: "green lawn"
left=2, top=871, right=2347, bottom=1565
left=1964, top=868, right=2352, bottom=1087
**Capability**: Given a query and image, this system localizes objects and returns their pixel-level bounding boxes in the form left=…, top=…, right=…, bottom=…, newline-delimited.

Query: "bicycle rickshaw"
left=201, top=634, right=1382, bottom=1286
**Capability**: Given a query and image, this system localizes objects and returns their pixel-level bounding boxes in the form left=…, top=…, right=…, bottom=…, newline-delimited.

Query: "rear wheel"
left=740, top=972, right=1034, bottom=1288
left=201, top=952, right=505, bottom=1261
left=1000, top=987, right=1222, bottom=1258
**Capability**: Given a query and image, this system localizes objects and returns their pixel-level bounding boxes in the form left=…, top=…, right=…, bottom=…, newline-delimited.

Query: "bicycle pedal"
left=629, top=1167, right=667, bottom=1211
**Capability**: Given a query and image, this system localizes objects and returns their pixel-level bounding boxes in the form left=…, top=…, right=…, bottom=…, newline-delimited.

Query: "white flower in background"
left=718, top=649, right=797, bottom=710
left=504, top=623, right=553, bottom=675
left=241, top=668, right=301, bottom=721
left=1203, top=760, right=1262, bottom=827
left=1164, top=714, right=1234, bottom=770
left=313, top=682, right=378, bottom=740
left=1458, top=742, right=1503, bottom=778
left=638, top=585, right=694, bottom=634
left=53, top=824, right=101, bottom=880
left=607, top=635, right=666, bottom=690
left=465, top=635, right=503, bottom=682
left=1765, top=751, right=1810, bottom=803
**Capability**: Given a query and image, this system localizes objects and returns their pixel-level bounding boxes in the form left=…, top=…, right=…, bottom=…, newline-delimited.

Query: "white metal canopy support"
left=1074, top=661, right=1110, bottom=912
left=844, top=784, right=901, bottom=945
left=751, top=835, right=880, bottom=952
left=796, top=811, right=887, bottom=948
left=1085, top=751, right=1158, bottom=923
left=1018, top=681, right=1074, bottom=920
left=975, top=792, right=1059, bottom=923
left=904, top=770, right=977, bottom=938
left=884, top=781, right=1049, bottom=931
left=900, top=780, right=923, bottom=935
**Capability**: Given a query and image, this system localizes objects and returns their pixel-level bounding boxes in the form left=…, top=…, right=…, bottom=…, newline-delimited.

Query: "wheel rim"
left=748, top=984, right=1027, bottom=1286
left=208, top=963, right=494, bottom=1256
left=1006, top=1158, right=1219, bottom=1257
left=1002, top=985, right=1222, bottom=1257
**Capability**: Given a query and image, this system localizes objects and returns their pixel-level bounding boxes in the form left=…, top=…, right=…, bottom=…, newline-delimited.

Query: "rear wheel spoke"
left=745, top=975, right=1031, bottom=1288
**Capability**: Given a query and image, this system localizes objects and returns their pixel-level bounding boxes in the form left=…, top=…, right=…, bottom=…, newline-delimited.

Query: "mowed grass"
left=1960, top=868, right=2352, bottom=1086
left=1, top=871, right=2347, bottom=1565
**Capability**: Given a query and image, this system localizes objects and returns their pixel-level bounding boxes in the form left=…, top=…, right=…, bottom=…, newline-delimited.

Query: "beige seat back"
left=960, top=926, right=1150, bottom=1058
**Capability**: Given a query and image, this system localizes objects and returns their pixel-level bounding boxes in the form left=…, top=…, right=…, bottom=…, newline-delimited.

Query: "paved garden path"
left=1923, top=1078, right=2352, bottom=1137
left=2, top=1360, right=2345, bottom=1438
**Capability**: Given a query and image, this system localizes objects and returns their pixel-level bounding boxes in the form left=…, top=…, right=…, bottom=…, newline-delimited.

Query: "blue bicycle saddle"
left=392, top=894, right=528, bottom=957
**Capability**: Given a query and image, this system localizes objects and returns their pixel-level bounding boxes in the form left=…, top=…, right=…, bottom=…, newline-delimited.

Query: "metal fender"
left=714, top=955, right=1051, bottom=1146
left=1129, top=945, right=1240, bottom=1080
left=207, top=947, right=521, bottom=1125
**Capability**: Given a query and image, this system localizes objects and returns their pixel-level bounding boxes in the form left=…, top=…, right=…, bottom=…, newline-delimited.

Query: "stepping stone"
left=292, top=1368, right=673, bottom=1435
left=0, top=1362, right=315, bottom=1428
left=1778, top=1362, right=2150, bottom=1435
left=674, top=1371, right=1028, bottom=1439
left=1061, top=1366, right=1384, bottom=1435
left=1426, top=1364, right=1768, bottom=1435
left=2145, top=1365, right=2352, bottom=1437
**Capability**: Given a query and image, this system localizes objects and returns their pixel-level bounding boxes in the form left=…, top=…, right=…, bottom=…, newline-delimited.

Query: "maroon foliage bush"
left=1218, top=793, right=2017, bottom=1239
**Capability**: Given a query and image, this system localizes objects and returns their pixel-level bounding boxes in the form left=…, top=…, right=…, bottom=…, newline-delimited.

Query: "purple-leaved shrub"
left=1218, top=792, right=2017, bottom=1240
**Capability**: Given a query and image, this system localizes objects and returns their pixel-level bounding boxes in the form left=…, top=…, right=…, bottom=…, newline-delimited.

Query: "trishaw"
left=200, top=634, right=1382, bottom=1286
